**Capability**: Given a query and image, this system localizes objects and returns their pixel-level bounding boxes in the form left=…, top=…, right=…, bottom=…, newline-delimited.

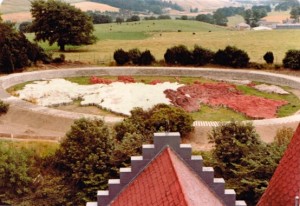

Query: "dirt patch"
left=165, top=82, right=288, bottom=119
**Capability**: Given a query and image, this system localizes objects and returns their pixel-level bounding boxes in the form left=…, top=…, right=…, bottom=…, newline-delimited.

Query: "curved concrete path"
left=1, top=67, right=300, bottom=142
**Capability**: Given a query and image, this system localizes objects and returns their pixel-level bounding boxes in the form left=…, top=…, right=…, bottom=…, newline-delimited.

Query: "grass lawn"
left=28, top=19, right=300, bottom=65
left=0, top=140, right=59, bottom=157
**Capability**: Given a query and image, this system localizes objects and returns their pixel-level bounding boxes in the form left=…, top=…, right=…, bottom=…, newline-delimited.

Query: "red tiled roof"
left=110, top=147, right=225, bottom=206
left=258, top=123, right=300, bottom=206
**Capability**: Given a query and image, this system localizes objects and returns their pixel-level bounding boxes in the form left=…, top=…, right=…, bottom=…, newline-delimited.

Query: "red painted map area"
left=164, top=82, right=288, bottom=119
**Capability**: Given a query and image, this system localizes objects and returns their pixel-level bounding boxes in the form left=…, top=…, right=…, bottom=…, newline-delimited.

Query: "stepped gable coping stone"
left=87, top=132, right=247, bottom=206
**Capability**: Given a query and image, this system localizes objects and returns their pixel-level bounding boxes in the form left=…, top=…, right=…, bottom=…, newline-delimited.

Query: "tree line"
left=113, top=44, right=300, bottom=70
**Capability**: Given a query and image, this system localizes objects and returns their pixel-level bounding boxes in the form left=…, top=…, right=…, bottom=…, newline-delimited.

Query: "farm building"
left=87, top=133, right=247, bottom=206
left=236, top=22, right=251, bottom=30
left=276, top=23, right=300, bottom=29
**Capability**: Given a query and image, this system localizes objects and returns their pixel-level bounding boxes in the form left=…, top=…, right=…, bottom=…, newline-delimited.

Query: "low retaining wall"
left=1, top=67, right=300, bottom=127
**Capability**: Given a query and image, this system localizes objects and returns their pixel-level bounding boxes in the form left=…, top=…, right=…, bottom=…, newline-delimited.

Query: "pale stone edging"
left=1, top=66, right=300, bottom=127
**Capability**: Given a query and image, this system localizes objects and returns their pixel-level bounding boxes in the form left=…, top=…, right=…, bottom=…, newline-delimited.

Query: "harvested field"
left=1, top=12, right=31, bottom=22
left=0, top=1, right=118, bottom=22
left=262, top=11, right=290, bottom=23
left=73, top=1, right=119, bottom=12
left=169, top=0, right=239, bottom=11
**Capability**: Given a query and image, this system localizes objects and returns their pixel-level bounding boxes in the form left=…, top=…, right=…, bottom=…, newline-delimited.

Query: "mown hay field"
left=30, top=20, right=300, bottom=65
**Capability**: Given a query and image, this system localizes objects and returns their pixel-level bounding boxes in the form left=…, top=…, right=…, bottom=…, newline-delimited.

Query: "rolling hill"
left=0, top=0, right=119, bottom=22
left=170, top=0, right=241, bottom=11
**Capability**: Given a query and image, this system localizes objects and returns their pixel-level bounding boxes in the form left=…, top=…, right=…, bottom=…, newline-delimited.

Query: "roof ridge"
left=108, top=145, right=171, bottom=204
left=166, top=147, right=189, bottom=206
left=167, top=147, right=227, bottom=206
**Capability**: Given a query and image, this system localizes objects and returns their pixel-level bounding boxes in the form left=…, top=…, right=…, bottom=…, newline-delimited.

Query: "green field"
left=30, top=19, right=300, bottom=65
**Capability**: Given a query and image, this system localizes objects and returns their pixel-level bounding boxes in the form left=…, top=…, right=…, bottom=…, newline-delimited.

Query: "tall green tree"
left=209, top=121, right=283, bottom=206
left=291, top=6, right=300, bottom=22
left=243, top=7, right=267, bottom=27
left=30, top=0, right=96, bottom=51
left=0, top=17, right=49, bottom=73
left=53, top=118, right=117, bottom=204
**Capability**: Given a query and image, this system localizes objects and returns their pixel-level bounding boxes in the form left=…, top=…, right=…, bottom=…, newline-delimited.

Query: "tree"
left=19, top=21, right=32, bottom=33
left=115, top=104, right=194, bottom=144
left=116, top=17, right=124, bottom=24
left=214, top=46, right=250, bottom=68
left=0, top=19, right=50, bottom=73
left=283, top=49, right=300, bottom=69
left=263, top=51, right=274, bottom=64
left=213, top=9, right=228, bottom=26
left=243, top=7, right=267, bottom=27
left=113, top=49, right=130, bottom=65
left=128, top=48, right=141, bottom=65
left=192, top=45, right=215, bottom=66
left=0, top=100, right=9, bottom=115
left=138, top=50, right=155, bottom=65
left=86, top=11, right=112, bottom=24
left=209, top=121, right=280, bottom=206
left=53, top=118, right=117, bottom=204
left=164, top=45, right=193, bottom=65
left=195, top=14, right=214, bottom=24
left=291, top=6, right=300, bottom=22
left=127, top=15, right=140, bottom=22
left=30, top=0, right=96, bottom=51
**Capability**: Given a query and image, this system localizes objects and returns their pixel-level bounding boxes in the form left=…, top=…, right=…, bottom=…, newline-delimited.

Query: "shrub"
left=139, top=50, right=155, bottom=65
left=0, top=142, right=34, bottom=202
left=214, top=46, right=250, bottom=68
left=164, top=45, right=193, bottom=65
left=127, top=15, right=140, bottom=22
left=19, top=21, right=32, bottom=33
left=273, top=126, right=294, bottom=147
left=128, top=48, right=141, bottom=65
left=248, top=62, right=267, bottom=70
left=283, top=50, right=300, bottom=69
left=157, top=15, right=171, bottom=20
left=115, top=104, right=194, bottom=143
left=192, top=45, right=215, bottom=66
left=144, top=16, right=156, bottom=20
left=0, top=100, right=9, bottom=115
left=263, top=51, right=274, bottom=64
left=113, top=49, right=130, bottom=65
left=52, top=54, right=65, bottom=63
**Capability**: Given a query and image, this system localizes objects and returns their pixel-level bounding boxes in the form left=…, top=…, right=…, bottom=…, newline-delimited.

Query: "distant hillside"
left=171, top=0, right=241, bottom=11
left=90, top=0, right=184, bottom=14
left=0, top=0, right=86, bottom=14
left=0, top=0, right=119, bottom=22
